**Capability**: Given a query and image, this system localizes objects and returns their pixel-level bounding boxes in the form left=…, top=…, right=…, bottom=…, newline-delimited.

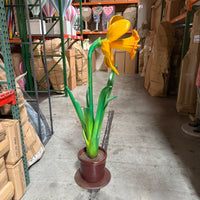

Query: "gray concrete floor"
left=22, top=72, right=200, bottom=200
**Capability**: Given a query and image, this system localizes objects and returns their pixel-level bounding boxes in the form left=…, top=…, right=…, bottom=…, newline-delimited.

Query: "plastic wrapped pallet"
left=144, top=22, right=175, bottom=97
left=43, top=38, right=69, bottom=93
left=176, top=9, right=200, bottom=114
left=22, top=121, right=45, bottom=167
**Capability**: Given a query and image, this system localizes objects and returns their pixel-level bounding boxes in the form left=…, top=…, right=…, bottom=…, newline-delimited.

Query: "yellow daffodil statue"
left=66, top=16, right=140, bottom=159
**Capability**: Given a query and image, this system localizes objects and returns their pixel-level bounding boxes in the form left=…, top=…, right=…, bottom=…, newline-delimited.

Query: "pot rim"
left=78, top=146, right=107, bottom=164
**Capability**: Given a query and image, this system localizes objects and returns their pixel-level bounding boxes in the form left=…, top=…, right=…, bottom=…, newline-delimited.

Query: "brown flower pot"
left=74, top=147, right=111, bottom=190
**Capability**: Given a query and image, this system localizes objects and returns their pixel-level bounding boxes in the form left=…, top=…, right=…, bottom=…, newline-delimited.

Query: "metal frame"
left=0, top=0, right=30, bottom=186
left=18, top=0, right=83, bottom=96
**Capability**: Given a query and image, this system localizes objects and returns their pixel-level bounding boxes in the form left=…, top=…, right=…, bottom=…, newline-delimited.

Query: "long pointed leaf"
left=66, top=87, right=87, bottom=135
left=92, top=86, right=112, bottom=141
left=86, top=87, right=90, bottom=108
left=104, top=96, right=117, bottom=109
left=84, top=107, right=94, bottom=142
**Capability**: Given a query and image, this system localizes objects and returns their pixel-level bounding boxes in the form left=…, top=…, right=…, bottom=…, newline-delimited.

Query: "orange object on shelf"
left=170, top=12, right=187, bottom=23
left=76, top=30, right=132, bottom=35
left=9, top=39, right=21, bottom=43
left=187, top=0, right=200, bottom=11
left=74, top=1, right=139, bottom=6
left=63, top=34, right=83, bottom=40
left=29, top=34, right=83, bottom=40
left=0, top=90, right=16, bottom=107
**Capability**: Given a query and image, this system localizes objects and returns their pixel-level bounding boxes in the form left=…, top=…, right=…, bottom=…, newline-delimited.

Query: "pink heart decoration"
left=103, top=6, right=114, bottom=17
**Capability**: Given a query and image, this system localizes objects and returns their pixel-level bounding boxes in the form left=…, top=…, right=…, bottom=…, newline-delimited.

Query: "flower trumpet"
left=102, top=15, right=140, bottom=75
left=66, top=16, right=140, bottom=158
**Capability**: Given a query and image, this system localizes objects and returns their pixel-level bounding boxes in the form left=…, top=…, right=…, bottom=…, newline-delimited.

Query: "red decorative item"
left=0, top=90, right=16, bottom=107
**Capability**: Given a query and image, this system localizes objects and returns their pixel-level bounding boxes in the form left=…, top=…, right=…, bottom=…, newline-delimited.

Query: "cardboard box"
left=11, top=53, right=22, bottom=77
left=0, top=182, right=14, bottom=200
left=114, top=50, right=126, bottom=73
left=22, top=121, right=36, bottom=152
left=0, top=119, right=23, bottom=165
left=22, top=121, right=45, bottom=167
left=0, top=158, right=8, bottom=191
left=109, top=50, right=135, bottom=74
left=27, top=19, right=46, bottom=35
left=176, top=9, right=200, bottom=114
left=0, top=169, right=8, bottom=191
left=0, top=124, right=6, bottom=142
left=163, top=0, right=185, bottom=21
left=0, top=157, right=6, bottom=173
left=125, top=52, right=136, bottom=74
left=6, top=159, right=26, bottom=200
left=53, top=20, right=72, bottom=35
left=85, top=50, right=96, bottom=72
left=0, top=138, right=10, bottom=158
left=66, top=49, right=76, bottom=90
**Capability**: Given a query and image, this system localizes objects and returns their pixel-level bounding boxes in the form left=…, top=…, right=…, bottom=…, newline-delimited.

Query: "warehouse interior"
left=0, top=0, right=200, bottom=199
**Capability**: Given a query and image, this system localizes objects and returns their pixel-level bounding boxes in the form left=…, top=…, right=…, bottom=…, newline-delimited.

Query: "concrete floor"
left=22, top=72, right=200, bottom=200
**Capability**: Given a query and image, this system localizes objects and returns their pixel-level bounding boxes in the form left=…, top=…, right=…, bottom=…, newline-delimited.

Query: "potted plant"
left=66, top=15, right=140, bottom=189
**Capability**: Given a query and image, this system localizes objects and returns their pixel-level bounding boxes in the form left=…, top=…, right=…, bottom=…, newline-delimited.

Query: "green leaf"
left=66, top=87, right=87, bottom=135
left=84, top=107, right=94, bottom=142
left=92, top=86, right=112, bottom=141
left=86, top=87, right=90, bottom=108
left=104, top=96, right=117, bottom=109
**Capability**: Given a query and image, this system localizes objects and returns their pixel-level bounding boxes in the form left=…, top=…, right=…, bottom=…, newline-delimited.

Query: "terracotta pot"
left=74, top=147, right=111, bottom=189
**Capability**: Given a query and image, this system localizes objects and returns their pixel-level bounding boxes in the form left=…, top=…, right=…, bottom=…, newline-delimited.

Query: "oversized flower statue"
left=66, top=16, right=140, bottom=189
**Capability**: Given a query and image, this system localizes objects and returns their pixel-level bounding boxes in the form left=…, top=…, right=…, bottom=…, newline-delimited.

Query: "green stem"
left=88, top=38, right=102, bottom=120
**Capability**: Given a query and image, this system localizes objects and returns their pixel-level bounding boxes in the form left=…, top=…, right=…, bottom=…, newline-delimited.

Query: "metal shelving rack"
left=161, top=0, right=200, bottom=60
left=13, top=0, right=83, bottom=97
left=74, top=0, right=139, bottom=36
left=5, top=0, right=83, bottom=96
left=0, top=0, right=30, bottom=186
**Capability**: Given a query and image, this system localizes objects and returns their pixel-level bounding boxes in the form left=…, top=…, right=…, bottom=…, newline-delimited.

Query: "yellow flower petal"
left=107, top=19, right=130, bottom=42
left=101, top=40, right=111, bottom=58
left=108, top=15, right=123, bottom=27
left=110, top=30, right=140, bottom=59
left=104, top=57, right=119, bottom=75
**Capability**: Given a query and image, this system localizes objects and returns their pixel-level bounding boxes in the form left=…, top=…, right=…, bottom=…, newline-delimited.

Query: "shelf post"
left=0, top=0, right=30, bottom=186
left=79, top=0, right=83, bottom=48
left=15, top=0, right=34, bottom=92
left=58, top=0, right=68, bottom=97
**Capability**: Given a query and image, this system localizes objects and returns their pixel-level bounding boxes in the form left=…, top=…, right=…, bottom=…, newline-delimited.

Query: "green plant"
left=66, top=16, right=140, bottom=158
